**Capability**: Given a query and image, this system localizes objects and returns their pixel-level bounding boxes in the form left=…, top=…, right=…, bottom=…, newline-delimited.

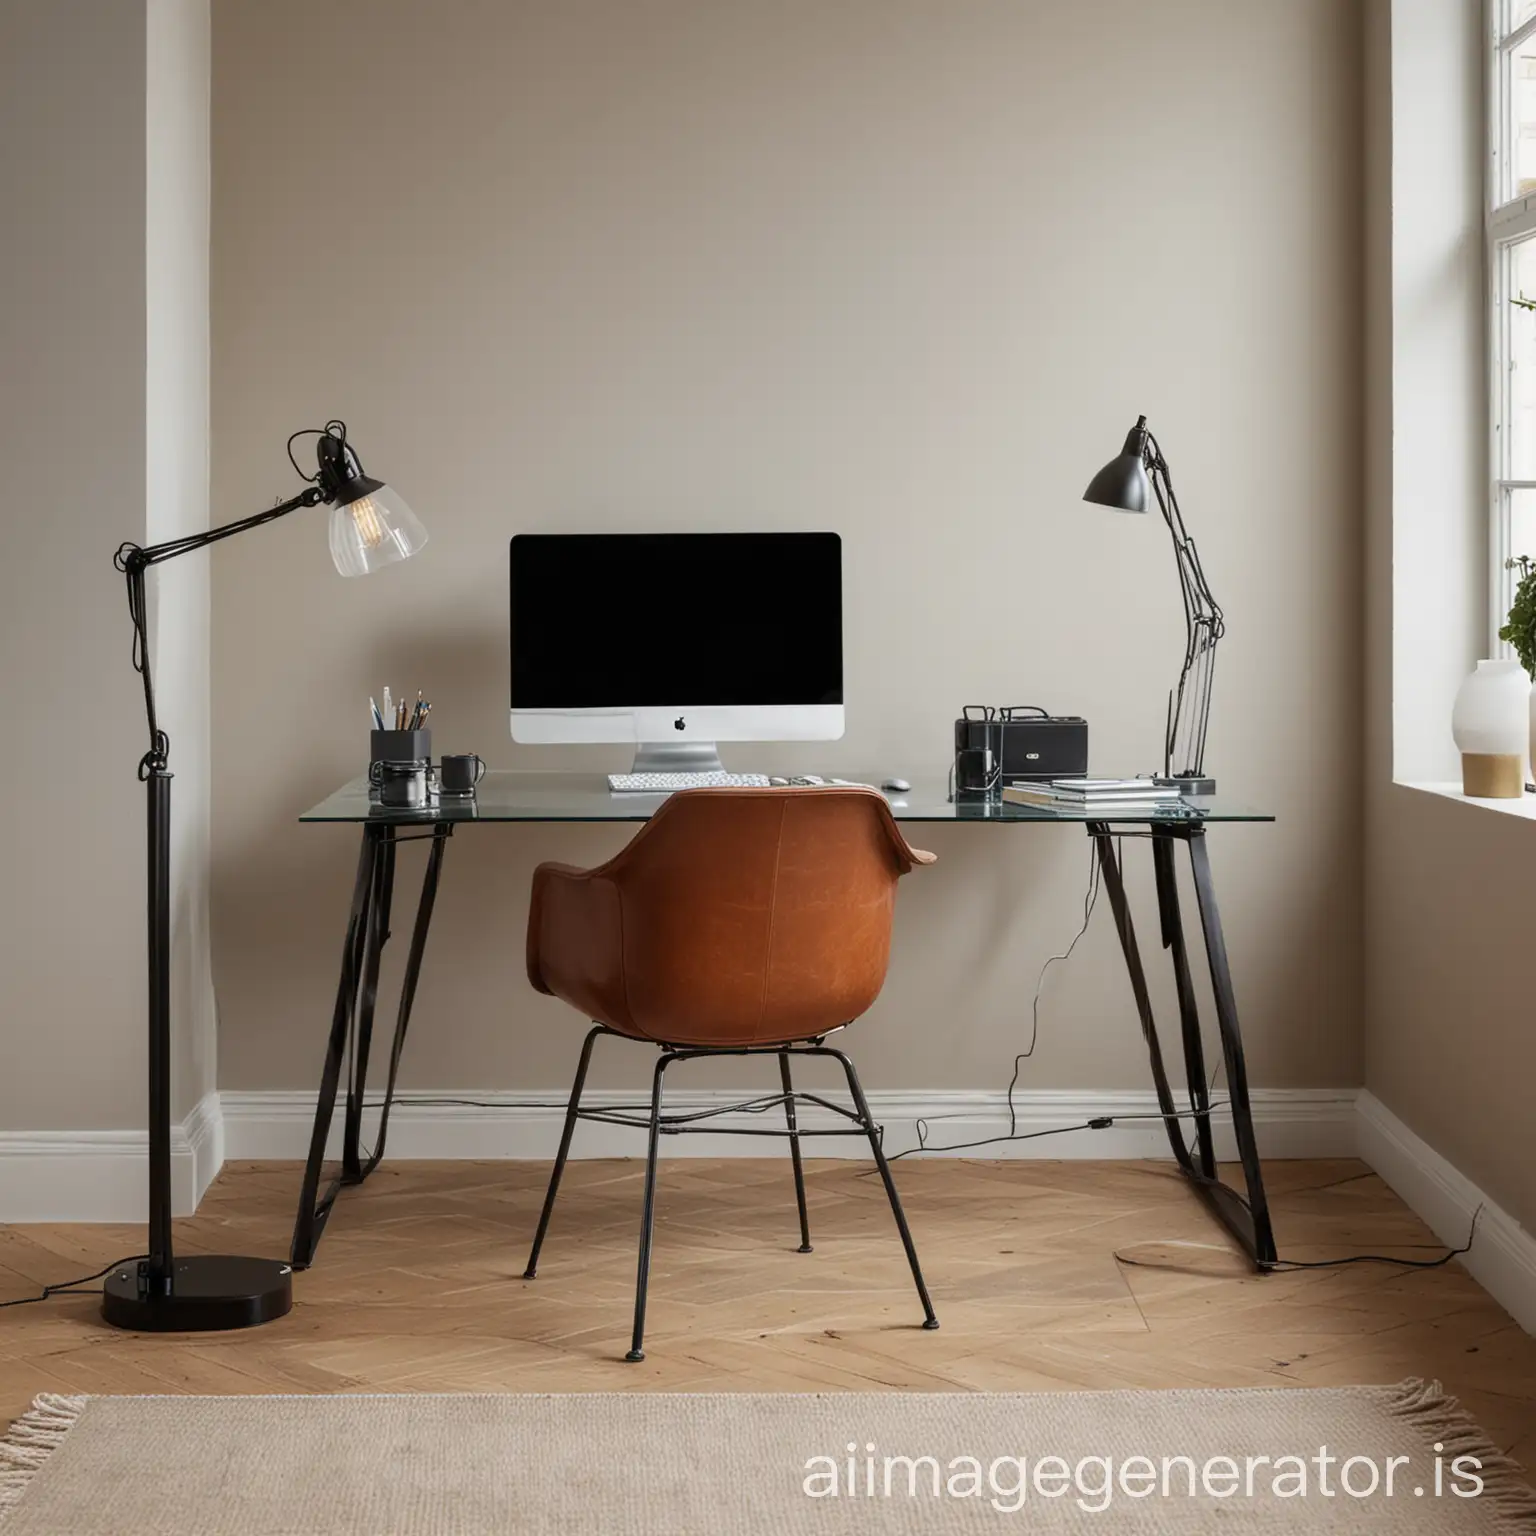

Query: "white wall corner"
left=1356, top=1091, right=1536, bottom=1333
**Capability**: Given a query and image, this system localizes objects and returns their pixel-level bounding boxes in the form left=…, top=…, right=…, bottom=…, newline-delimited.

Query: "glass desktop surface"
left=299, top=773, right=1273, bottom=825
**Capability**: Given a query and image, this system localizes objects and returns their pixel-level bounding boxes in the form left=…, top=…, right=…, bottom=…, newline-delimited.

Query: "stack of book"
left=1000, top=778, right=1185, bottom=812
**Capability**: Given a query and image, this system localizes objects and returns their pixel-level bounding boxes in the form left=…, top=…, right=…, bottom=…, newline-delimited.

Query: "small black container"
left=371, top=728, right=432, bottom=764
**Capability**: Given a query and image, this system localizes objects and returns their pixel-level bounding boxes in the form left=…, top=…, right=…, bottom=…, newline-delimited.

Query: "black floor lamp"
left=105, top=420, right=426, bottom=1331
left=1083, top=414, right=1224, bottom=795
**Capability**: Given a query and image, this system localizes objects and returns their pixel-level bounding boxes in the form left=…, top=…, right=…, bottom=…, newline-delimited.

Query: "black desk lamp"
left=1083, top=414, right=1223, bottom=795
left=106, top=420, right=426, bottom=1331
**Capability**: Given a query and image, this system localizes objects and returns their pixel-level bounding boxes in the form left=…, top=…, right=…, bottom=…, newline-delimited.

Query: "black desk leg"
left=290, top=824, right=451, bottom=1270
left=1091, top=828, right=1195, bottom=1177
left=1091, top=823, right=1276, bottom=1271
left=1186, top=827, right=1276, bottom=1267
left=1152, top=832, right=1218, bottom=1180
left=291, top=826, right=384, bottom=1268
left=353, top=824, right=449, bottom=1179
left=343, top=831, right=395, bottom=1180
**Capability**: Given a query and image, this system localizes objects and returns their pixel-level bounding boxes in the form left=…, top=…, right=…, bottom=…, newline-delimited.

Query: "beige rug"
left=1, top=1381, right=1531, bottom=1533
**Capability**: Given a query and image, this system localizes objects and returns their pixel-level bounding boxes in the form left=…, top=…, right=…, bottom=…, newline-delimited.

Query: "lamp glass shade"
left=1083, top=450, right=1151, bottom=513
left=328, top=483, right=428, bottom=577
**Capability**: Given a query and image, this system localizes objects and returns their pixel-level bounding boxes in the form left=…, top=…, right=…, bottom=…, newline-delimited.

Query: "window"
left=1490, top=1, right=1536, bottom=634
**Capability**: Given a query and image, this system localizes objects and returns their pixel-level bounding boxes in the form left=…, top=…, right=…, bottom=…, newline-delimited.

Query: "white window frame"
left=1490, top=0, right=1536, bottom=643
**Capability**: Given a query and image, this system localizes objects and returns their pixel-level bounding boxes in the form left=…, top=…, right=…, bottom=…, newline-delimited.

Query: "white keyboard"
left=607, top=771, right=773, bottom=793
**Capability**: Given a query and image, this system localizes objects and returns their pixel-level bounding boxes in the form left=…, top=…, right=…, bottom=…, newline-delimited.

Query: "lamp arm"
left=114, top=485, right=326, bottom=772
left=1144, top=433, right=1224, bottom=779
left=121, top=483, right=326, bottom=571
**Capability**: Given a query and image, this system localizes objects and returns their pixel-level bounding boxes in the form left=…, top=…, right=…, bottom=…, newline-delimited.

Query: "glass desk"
left=300, top=771, right=1270, bottom=825
left=293, top=773, right=1278, bottom=1273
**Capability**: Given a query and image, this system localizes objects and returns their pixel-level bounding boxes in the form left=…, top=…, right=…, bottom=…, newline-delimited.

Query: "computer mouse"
left=881, top=776, right=911, bottom=793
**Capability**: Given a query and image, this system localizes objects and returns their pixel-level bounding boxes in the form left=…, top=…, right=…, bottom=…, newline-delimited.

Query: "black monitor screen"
left=510, top=532, right=842, bottom=708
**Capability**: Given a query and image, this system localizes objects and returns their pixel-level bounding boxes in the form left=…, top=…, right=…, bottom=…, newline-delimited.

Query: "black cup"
left=439, top=753, right=486, bottom=795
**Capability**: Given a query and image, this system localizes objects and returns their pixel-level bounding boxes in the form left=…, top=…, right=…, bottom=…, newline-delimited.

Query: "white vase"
left=1451, top=659, right=1528, bottom=797
left=1528, top=682, right=1536, bottom=787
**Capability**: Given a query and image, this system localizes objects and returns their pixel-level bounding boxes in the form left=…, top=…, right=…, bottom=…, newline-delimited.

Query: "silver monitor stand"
left=629, top=741, right=726, bottom=775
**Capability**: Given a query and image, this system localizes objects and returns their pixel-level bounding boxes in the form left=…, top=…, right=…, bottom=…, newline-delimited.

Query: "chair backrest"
left=596, top=786, right=934, bottom=1048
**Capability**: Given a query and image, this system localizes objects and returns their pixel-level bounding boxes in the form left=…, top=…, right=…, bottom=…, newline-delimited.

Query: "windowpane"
left=1511, top=489, right=1536, bottom=565
left=1506, top=491, right=1536, bottom=633
left=1510, top=239, right=1536, bottom=480
left=1515, top=0, right=1536, bottom=36
left=1514, top=35, right=1536, bottom=197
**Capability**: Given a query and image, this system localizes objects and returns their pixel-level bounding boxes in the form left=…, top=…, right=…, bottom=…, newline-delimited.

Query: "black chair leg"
left=779, top=1051, right=813, bottom=1253
left=627, top=1051, right=674, bottom=1362
left=523, top=1025, right=602, bottom=1279
left=825, top=1047, right=938, bottom=1330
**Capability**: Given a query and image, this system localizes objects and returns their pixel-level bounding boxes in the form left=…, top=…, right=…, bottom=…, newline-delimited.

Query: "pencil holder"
left=369, top=729, right=433, bottom=809
left=370, top=728, right=432, bottom=764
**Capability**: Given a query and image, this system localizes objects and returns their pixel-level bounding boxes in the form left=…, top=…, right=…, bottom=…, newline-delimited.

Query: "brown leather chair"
left=522, top=785, right=939, bottom=1360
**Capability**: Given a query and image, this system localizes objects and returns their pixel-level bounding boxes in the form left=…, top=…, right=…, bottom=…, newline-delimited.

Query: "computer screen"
left=509, top=533, right=842, bottom=710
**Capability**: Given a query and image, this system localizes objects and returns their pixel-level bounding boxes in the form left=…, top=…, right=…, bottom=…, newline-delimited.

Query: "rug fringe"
left=1387, top=1377, right=1536, bottom=1532
left=0, top=1394, right=86, bottom=1513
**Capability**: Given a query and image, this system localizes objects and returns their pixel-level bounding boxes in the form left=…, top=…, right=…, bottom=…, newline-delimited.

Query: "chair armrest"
left=870, top=798, right=937, bottom=872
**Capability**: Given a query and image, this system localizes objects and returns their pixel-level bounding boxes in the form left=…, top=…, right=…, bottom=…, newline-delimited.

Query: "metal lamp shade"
left=1083, top=422, right=1152, bottom=513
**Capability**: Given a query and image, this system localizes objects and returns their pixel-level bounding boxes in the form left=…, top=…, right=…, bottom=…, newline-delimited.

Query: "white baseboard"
left=218, top=1086, right=1360, bottom=1164
left=182, top=1089, right=224, bottom=1209
left=0, top=1090, right=223, bottom=1223
left=1356, top=1091, right=1536, bottom=1334
left=0, top=1086, right=1358, bottom=1225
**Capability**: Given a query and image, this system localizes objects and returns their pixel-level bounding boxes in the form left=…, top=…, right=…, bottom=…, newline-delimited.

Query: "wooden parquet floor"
left=4, top=1157, right=1535, bottom=1469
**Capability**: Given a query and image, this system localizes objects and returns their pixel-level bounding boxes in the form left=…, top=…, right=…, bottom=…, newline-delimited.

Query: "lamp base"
left=101, top=1254, right=293, bottom=1332
left=1156, top=774, right=1217, bottom=797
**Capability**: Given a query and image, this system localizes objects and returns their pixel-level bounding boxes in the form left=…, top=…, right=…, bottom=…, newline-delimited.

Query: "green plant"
left=1501, top=555, right=1536, bottom=678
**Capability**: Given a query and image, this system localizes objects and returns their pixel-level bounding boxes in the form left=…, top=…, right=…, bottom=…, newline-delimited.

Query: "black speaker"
left=954, top=706, right=1088, bottom=790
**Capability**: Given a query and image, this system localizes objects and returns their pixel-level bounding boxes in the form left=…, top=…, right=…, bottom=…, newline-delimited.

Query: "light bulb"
left=349, top=495, right=387, bottom=549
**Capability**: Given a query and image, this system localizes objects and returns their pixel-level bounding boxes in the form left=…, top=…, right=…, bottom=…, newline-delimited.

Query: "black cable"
left=286, top=427, right=325, bottom=481
left=891, top=841, right=1104, bottom=1158
left=1113, top=1200, right=1484, bottom=1278
left=1262, top=1204, right=1485, bottom=1273
left=1008, top=842, right=1101, bottom=1078
left=0, top=1255, right=148, bottom=1309
left=889, top=1121, right=1101, bottom=1160
left=355, top=1096, right=589, bottom=1110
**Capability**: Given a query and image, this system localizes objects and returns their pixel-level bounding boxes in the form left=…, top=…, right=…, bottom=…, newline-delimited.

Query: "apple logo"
left=674, top=716, right=686, bottom=731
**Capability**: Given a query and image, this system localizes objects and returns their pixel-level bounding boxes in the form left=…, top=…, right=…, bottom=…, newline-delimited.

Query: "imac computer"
left=510, top=532, right=843, bottom=776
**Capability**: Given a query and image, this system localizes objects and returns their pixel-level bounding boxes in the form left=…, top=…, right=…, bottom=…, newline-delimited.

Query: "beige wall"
left=0, top=0, right=213, bottom=1141
left=0, top=2, right=150, bottom=1129
left=211, top=0, right=1365, bottom=1100
left=1364, top=0, right=1536, bottom=1231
